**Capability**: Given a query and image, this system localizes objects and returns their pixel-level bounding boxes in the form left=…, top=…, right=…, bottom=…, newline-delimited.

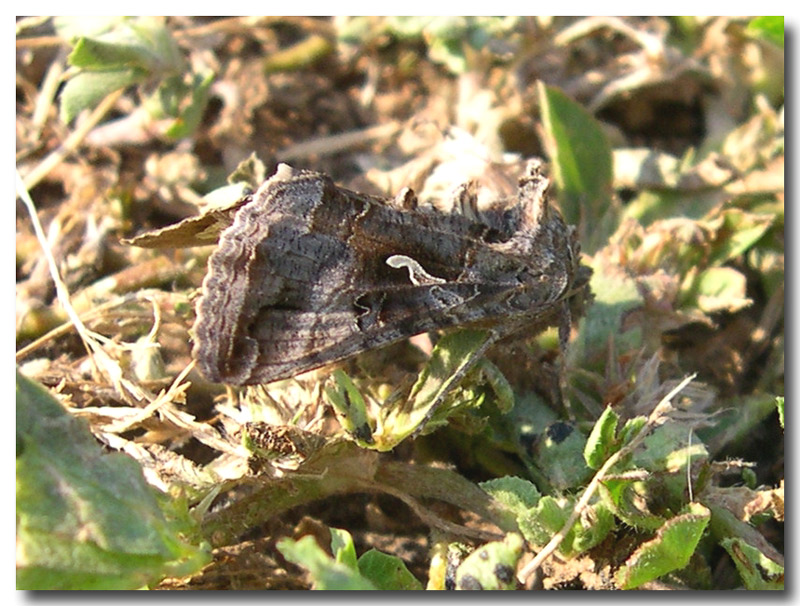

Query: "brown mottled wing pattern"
left=193, top=162, right=581, bottom=385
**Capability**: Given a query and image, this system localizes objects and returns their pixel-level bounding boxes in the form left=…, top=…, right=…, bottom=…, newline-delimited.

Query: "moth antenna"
left=518, top=159, right=550, bottom=229
left=392, top=187, right=418, bottom=210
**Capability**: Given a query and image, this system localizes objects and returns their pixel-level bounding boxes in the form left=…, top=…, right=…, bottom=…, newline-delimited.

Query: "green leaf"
left=569, top=258, right=643, bottom=370
left=60, top=17, right=187, bottom=124
left=428, top=36, right=467, bottom=74
left=125, top=18, right=184, bottom=72
left=584, top=406, right=620, bottom=469
left=517, top=495, right=613, bottom=558
left=385, top=16, right=441, bottom=38
left=59, top=68, right=145, bottom=123
left=146, top=74, right=187, bottom=119
left=325, top=370, right=374, bottom=445
left=422, top=16, right=469, bottom=39
left=480, top=476, right=541, bottom=537
left=747, top=16, right=784, bottom=47
left=65, top=18, right=183, bottom=75
left=277, top=536, right=375, bottom=590
left=708, top=502, right=784, bottom=586
left=68, top=36, right=164, bottom=72
left=701, top=393, right=782, bottom=454
left=480, top=476, right=541, bottom=513
left=279, top=529, right=423, bottom=590
left=454, top=534, right=523, bottom=590
left=330, top=528, right=358, bottom=570
left=531, top=422, right=591, bottom=490
left=776, top=396, right=784, bottom=429
left=598, top=478, right=665, bottom=531
left=596, top=422, right=709, bottom=531
left=684, top=266, right=751, bottom=314
left=616, top=503, right=711, bottom=589
left=377, top=328, right=494, bottom=448
left=163, top=70, right=216, bottom=139
left=357, top=550, right=423, bottom=590
left=537, top=81, right=614, bottom=249
left=570, top=503, right=615, bottom=555
left=16, top=371, right=209, bottom=590
left=476, top=359, right=515, bottom=413
left=707, top=209, right=774, bottom=267
left=520, top=495, right=569, bottom=547
left=617, top=416, right=647, bottom=446
left=720, top=537, right=784, bottom=590
left=634, top=419, right=708, bottom=474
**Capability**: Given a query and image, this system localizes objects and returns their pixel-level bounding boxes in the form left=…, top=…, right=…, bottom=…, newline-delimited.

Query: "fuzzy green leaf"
left=480, top=476, right=541, bottom=513
left=377, top=328, right=494, bottom=448
left=277, top=536, right=375, bottom=590
left=597, top=479, right=666, bottom=531
left=537, top=81, right=614, bottom=250
left=584, top=406, right=620, bottom=469
left=15, top=372, right=209, bottom=590
left=60, top=17, right=186, bottom=124
left=569, top=258, right=644, bottom=370
left=59, top=69, right=145, bottom=123
left=634, top=421, right=709, bottom=474
left=163, top=70, right=216, bottom=139
left=357, top=550, right=423, bottom=590
left=720, top=537, right=783, bottom=590
left=476, top=358, right=515, bottom=413
left=616, top=503, right=711, bottom=589
left=532, top=422, right=591, bottom=490
left=330, top=528, right=358, bottom=570
left=686, top=266, right=751, bottom=314
left=68, top=36, right=162, bottom=72
left=325, top=370, right=374, bottom=445
left=481, top=476, right=612, bottom=558
left=517, top=495, right=613, bottom=558
left=708, top=209, right=774, bottom=267
left=617, top=416, right=648, bottom=446
left=480, top=476, right=540, bottom=533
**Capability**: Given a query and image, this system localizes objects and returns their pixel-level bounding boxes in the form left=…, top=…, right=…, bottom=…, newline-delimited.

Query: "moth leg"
left=556, top=299, right=573, bottom=418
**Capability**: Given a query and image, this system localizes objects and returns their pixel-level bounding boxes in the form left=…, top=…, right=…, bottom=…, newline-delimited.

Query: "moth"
left=128, top=160, right=590, bottom=385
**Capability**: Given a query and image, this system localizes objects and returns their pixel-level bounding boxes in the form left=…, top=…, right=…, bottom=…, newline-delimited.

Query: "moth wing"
left=192, top=167, right=573, bottom=385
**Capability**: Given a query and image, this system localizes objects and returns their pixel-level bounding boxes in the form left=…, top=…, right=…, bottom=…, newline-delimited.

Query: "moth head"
left=486, top=160, right=581, bottom=291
